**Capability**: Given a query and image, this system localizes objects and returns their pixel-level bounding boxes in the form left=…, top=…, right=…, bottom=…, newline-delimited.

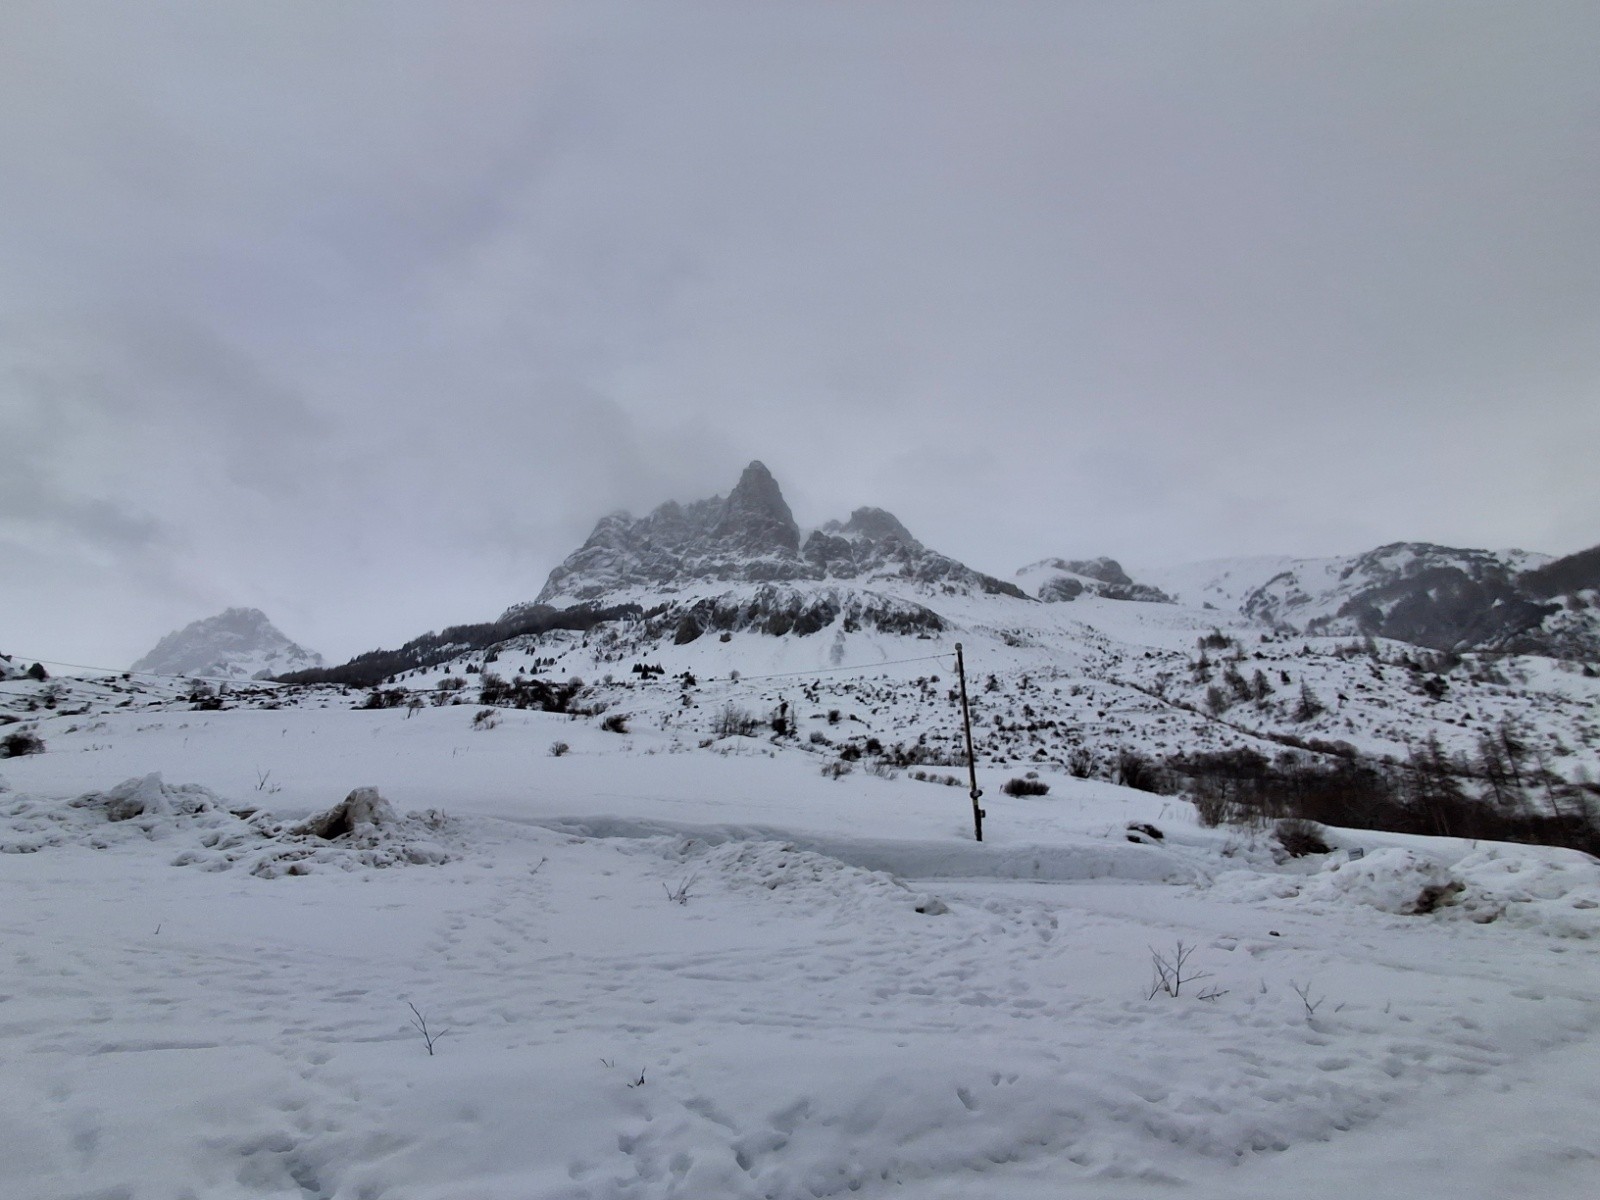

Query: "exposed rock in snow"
left=1017, top=557, right=1173, bottom=604
left=131, top=608, right=324, bottom=680
left=293, top=786, right=400, bottom=841
left=98, top=772, right=223, bottom=822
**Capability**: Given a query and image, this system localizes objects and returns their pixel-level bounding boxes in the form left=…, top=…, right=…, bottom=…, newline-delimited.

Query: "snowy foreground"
left=3, top=706, right=1599, bottom=1200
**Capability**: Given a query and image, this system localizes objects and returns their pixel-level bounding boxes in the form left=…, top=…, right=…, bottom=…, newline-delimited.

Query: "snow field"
left=2, top=704, right=1599, bottom=1197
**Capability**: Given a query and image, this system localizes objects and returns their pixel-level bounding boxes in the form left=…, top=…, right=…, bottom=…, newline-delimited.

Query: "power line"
left=2, top=655, right=290, bottom=689
left=710, top=651, right=953, bottom=683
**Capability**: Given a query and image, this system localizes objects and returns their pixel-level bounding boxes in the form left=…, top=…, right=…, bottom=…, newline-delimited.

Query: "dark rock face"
left=714, top=461, right=801, bottom=557
left=131, top=608, right=323, bottom=679
left=652, top=584, right=947, bottom=643
left=529, top=462, right=1026, bottom=610
left=1038, top=576, right=1084, bottom=602
left=1059, top=557, right=1134, bottom=588
left=1025, top=558, right=1172, bottom=604
left=534, top=464, right=806, bottom=604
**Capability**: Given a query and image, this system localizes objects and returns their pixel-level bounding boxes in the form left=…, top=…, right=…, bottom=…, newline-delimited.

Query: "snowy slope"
left=1147, top=543, right=1600, bottom=661
left=1139, top=555, right=1304, bottom=611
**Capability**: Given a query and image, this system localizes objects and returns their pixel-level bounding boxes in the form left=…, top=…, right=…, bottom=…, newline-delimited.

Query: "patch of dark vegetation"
left=1273, top=817, right=1331, bottom=857
left=1115, top=748, right=1170, bottom=794
left=644, top=588, right=946, bottom=644
left=478, top=673, right=586, bottom=714
left=1001, top=777, right=1050, bottom=797
left=1, top=729, right=45, bottom=758
left=1173, top=733, right=1600, bottom=856
left=277, top=603, right=643, bottom=689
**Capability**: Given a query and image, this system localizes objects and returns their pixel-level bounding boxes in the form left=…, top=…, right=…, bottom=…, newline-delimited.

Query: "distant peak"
left=841, top=507, right=917, bottom=545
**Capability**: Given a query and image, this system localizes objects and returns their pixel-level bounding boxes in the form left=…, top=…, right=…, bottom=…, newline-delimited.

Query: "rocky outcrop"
left=1018, top=557, right=1172, bottom=604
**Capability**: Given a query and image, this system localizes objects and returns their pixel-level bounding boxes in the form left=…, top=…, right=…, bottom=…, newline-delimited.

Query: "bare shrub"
left=1116, top=749, right=1164, bottom=793
left=1147, top=940, right=1222, bottom=1000
left=1001, top=777, right=1050, bottom=797
left=601, top=713, right=629, bottom=734
left=1274, top=817, right=1331, bottom=857
left=0, top=729, right=45, bottom=758
left=406, top=1002, right=449, bottom=1055
left=712, top=704, right=758, bottom=738
left=549, top=741, right=570, bottom=757
left=471, top=708, right=500, bottom=731
left=1192, top=787, right=1230, bottom=827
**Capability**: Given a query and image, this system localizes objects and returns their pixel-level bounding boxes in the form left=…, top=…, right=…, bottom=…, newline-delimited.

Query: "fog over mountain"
left=3, top=3, right=1596, bottom=667
left=130, top=608, right=323, bottom=681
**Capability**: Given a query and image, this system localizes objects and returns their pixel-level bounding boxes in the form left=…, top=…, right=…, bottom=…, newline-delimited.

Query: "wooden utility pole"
left=954, top=642, right=985, bottom=842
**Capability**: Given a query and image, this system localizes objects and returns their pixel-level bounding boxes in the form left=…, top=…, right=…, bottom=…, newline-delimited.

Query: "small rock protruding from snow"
left=293, top=786, right=399, bottom=841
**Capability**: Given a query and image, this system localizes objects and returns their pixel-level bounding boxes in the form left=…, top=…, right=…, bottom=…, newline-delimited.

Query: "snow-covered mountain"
left=513, top=461, right=1027, bottom=641
left=1147, top=542, right=1600, bottom=661
left=131, top=608, right=323, bottom=680
left=1015, top=557, right=1172, bottom=604
left=238, top=461, right=1598, bottom=794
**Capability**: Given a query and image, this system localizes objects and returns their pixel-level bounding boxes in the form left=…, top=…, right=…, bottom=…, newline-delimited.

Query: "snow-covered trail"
left=3, top=778, right=1598, bottom=1200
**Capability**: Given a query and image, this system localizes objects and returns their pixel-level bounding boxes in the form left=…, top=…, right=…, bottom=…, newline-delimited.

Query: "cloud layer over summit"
left=3, top=2, right=1597, bottom=665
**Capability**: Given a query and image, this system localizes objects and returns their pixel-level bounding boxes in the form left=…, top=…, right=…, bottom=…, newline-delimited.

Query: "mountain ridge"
left=518, top=462, right=1028, bottom=627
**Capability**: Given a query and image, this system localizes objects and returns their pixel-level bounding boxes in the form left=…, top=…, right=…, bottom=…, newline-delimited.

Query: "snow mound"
left=1215, top=842, right=1600, bottom=937
left=1452, top=844, right=1600, bottom=937
left=656, top=836, right=950, bottom=921
left=0, top=775, right=455, bottom=876
left=1299, top=848, right=1469, bottom=915
left=542, top=816, right=1204, bottom=884
left=100, top=771, right=227, bottom=822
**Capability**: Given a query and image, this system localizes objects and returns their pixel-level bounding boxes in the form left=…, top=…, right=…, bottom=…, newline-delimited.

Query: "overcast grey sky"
left=3, top=1, right=1597, bottom=667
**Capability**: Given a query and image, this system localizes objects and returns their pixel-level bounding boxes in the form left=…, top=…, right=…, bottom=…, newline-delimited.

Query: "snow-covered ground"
left=3, top=702, right=1598, bottom=1199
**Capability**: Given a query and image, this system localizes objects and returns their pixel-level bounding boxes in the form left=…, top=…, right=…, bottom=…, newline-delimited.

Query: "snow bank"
left=1299, top=847, right=1468, bottom=915
left=539, top=815, right=1204, bottom=885
left=1452, top=843, right=1600, bottom=937
left=655, top=835, right=953, bottom=920
left=1216, top=842, right=1600, bottom=937
left=0, top=774, right=455, bottom=876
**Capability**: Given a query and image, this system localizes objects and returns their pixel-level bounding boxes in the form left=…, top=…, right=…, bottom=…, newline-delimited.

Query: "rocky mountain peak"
left=526, top=462, right=1028, bottom=611
left=836, top=507, right=919, bottom=547
left=713, top=460, right=800, bottom=556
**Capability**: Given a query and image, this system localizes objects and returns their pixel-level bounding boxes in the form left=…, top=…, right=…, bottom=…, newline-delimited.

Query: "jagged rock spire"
left=714, top=461, right=800, bottom=556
